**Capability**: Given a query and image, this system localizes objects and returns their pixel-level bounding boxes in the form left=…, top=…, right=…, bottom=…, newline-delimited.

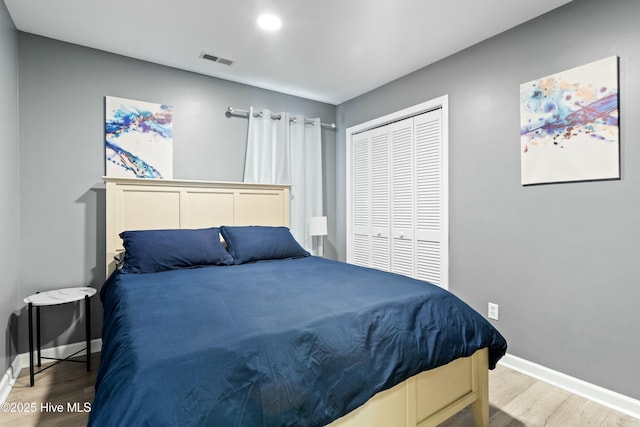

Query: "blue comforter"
left=89, top=257, right=506, bottom=426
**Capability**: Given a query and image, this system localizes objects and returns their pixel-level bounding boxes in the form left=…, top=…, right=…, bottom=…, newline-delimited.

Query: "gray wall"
left=0, top=1, right=19, bottom=373
left=336, top=0, right=640, bottom=400
left=16, top=33, right=336, bottom=352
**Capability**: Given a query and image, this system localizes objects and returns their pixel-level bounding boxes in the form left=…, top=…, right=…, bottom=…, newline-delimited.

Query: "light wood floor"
left=440, top=364, right=640, bottom=427
left=0, top=354, right=99, bottom=427
left=0, top=354, right=638, bottom=426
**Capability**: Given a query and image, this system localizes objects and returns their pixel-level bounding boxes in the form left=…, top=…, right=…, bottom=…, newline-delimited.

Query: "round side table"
left=23, top=287, right=97, bottom=387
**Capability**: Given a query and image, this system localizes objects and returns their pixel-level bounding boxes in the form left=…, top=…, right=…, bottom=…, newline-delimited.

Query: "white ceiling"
left=5, top=0, right=573, bottom=105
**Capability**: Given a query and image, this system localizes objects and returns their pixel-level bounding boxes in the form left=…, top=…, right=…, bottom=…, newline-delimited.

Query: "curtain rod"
left=227, top=106, right=336, bottom=130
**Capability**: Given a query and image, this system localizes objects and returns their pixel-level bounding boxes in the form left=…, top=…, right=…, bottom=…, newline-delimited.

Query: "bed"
left=90, top=177, right=507, bottom=427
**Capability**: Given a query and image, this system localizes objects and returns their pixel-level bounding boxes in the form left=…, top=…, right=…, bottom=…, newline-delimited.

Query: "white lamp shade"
left=309, top=216, right=328, bottom=236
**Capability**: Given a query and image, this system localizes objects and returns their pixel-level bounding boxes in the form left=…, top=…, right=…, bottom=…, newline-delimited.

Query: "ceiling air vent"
left=200, top=52, right=234, bottom=66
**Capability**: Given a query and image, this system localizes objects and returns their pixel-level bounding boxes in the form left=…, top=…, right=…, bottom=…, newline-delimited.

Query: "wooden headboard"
left=104, top=177, right=290, bottom=276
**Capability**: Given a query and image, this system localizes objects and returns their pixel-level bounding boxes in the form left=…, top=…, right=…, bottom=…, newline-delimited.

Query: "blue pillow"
left=220, top=226, right=310, bottom=264
left=119, top=228, right=234, bottom=273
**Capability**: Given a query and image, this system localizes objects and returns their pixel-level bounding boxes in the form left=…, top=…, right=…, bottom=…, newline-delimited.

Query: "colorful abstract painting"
left=520, top=56, right=619, bottom=185
left=105, top=96, right=173, bottom=179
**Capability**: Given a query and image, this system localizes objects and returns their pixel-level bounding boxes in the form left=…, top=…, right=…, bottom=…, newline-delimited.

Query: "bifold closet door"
left=389, top=117, right=415, bottom=277
left=349, top=107, right=446, bottom=288
left=414, top=109, right=446, bottom=286
left=351, top=126, right=391, bottom=271
left=350, top=130, right=370, bottom=268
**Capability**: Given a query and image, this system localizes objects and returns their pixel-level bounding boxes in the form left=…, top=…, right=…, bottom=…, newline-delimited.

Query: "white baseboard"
left=0, top=339, right=102, bottom=404
left=0, top=355, right=22, bottom=404
left=499, top=353, right=640, bottom=420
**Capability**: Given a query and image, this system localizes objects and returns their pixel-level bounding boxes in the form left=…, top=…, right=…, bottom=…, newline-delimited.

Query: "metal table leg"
left=36, top=305, right=41, bottom=367
left=28, top=302, right=34, bottom=387
left=85, top=294, right=91, bottom=372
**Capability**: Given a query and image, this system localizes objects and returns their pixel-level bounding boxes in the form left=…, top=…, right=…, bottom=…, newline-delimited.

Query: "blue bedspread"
left=89, top=257, right=506, bottom=426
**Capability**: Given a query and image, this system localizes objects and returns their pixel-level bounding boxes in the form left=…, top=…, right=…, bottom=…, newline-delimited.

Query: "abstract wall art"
left=520, top=56, right=619, bottom=185
left=105, top=96, right=173, bottom=179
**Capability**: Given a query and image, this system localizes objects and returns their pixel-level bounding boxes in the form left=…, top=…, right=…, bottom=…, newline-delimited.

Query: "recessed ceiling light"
left=257, top=14, right=282, bottom=31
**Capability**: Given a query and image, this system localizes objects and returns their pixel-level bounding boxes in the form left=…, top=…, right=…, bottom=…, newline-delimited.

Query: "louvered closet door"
left=368, top=126, right=391, bottom=271
left=414, top=109, right=446, bottom=286
left=390, top=117, right=415, bottom=277
left=351, top=132, right=371, bottom=267
left=348, top=101, right=447, bottom=288
left=351, top=126, right=391, bottom=270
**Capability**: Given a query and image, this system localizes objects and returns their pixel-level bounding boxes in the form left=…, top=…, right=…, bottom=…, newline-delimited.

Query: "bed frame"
left=103, top=177, right=489, bottom=427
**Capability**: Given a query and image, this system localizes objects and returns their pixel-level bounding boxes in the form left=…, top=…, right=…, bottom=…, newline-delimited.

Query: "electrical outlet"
left=488, top=303, right=499, bottom=320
